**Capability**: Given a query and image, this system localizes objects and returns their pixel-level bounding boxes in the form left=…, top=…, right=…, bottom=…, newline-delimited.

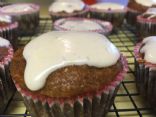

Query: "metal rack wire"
left=0, top=18, right=155, bottom=117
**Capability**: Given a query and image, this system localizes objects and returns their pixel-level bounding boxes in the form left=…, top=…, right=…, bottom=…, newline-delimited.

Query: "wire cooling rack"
left=0, top=18, right=155, bottom=117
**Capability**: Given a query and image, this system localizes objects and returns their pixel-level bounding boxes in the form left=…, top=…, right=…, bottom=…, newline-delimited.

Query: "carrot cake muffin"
left=0, top=3, right=40, bottom=36
left=126, top=0, right=156, bottom=25
left=134, top=36, right=156, bottom=110
left=89, top=2, right=127, bottom=28
left=10, top=31, right=127, bottom=117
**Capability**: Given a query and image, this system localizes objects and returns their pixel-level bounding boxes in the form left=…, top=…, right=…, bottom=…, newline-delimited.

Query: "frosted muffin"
left=49, top=1, right=88, bottom=22
left=126, top=0, right=156, bottom=26
left=10, top=31, right=127, bottom=117
left=0, top=37, right=15, bottom=114
left=137, top=8, right=156, bottom=38
left=54, top=17, right=113, bottom=35
left=0, top=3, right=40, bottom=36
left=0, top=14, right=18, bottom=50
left=134, top=36, right=156, bottom=110
left=89, top=2, right=127, bottom=28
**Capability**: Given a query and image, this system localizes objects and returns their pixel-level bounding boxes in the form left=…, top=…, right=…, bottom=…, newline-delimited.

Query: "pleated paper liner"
left=134, top=43, right=156, bottom=111
left=0, top=45, right=15, bottom=114
left=53, top=17, right=113, bottom=35
left=13, top=55, right=128, bottom=117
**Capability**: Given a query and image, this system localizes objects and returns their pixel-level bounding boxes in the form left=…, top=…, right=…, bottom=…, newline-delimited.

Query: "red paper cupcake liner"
left=54, top=17, right=113, bottom=35
left=13, top=54, right=128, bottom=117
left=137, top=15, right=156, bottom=38
left=134, top=43, right=156, bottom=110
left=89, top=7, right=127, bottom=28
left=0, top=45, right=15, bottom=114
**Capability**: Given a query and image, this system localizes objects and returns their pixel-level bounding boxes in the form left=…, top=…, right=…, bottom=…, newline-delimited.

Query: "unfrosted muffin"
left=0, top=3, right=40, bottom=36
left=10, top=31, right=127, bottom=117
left=54, top=17, right=113, bottom=35
left=89, top=2, right=127, bottom=28
left=134, top=36, right=156, bottom=110
left=48, top=0, right=88, bottom=22
left=137, top=8, right=156, bottom=38
left=0, top=14, right=18, bottom=50
left=0, top=37, right=15, bottom=114
left=126, top=0, right=156, bottom=26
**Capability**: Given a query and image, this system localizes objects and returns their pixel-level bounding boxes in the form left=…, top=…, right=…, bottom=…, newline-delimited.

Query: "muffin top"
left=49, top=1, right=85, bottom=13
left=140, top=36, right=156, bottom=64
left=135, top=0, right=156, bottom=7
left=54, top=18, right=112, bottom=34
left=0, top=3, right=40, bottom=15
left=90, top=2, right=125, bottom=10
left=23, top=31, right=120, bottom=91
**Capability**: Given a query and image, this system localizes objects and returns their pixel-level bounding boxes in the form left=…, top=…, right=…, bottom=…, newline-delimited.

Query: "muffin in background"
left=10, top=31, right=127, bottom=117
left=137, top=8, right=156, bottom=39
left=0, top=3, right=40, bottom=36
left=126, top=0, right=156, bottom=26
left=0, top=14, right=18, bottom=50
left=134, top=36, right=156, bottom=110
left=89, top=2, right=127, bottom=28
left=48, top=0, right=89, bottom=22
left=54, top=17, right=113, bottom=35
left=0, top=37, right=15, bottom=114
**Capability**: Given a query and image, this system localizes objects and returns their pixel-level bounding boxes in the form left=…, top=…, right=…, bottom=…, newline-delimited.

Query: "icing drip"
left=0, top=4, right=35, bottom=13
left=0, top=37, right=10, bottom=47
left=90, top=2, right=124, bottom=10
left=23, top=31, right=120, bottom=91
left=49, top=1, right=85, bottom=13
left=58, top=19, right=104, bottom=30
left=135, top=0, right=156, bottom=7
left=140, top=36, right=156, bottom=63
left=142, top=8, right=156, bottom=19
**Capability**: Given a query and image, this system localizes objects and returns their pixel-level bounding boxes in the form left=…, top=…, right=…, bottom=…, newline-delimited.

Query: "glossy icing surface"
left=140, top=36, right=156, bottom=63
left=90, top=2, right=124, bottom=10
left=135, top=0, right=156, bottom=7
left=0, top=15, right=11, bottom=23
left=0, top=4, right=37, bottom=14
left=49, top=1, right=85, bottom=13
left=23, top=31, right=120, bottom=91
left=57, top=19, right=104, bottom=30
left=142, top=8, right=156, bottom=19
left=0, top=37, right=10, bottom=47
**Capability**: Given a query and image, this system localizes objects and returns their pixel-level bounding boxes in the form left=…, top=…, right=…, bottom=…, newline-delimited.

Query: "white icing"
left=140, top=36, right=156, bottom=63
left=0, top=15, right=11, bottom=23
left=143, top=8, right=156, bottom=19
left=23, top=31, right=120, bottom=91
left=49, top=1, right=85, bottom=13
left=0, top=37, right=10, bottom=47
left=90, top=2, right=124, bottom=10
left=58, top=19, right=103, bottom=31
left=135, top=0, right=156, bottom=7
left=1, top=4, right=35, bottom=13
